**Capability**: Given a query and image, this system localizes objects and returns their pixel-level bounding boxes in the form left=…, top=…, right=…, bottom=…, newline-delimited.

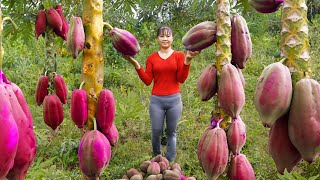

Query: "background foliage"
left=1, top=0, right=320, bottom=179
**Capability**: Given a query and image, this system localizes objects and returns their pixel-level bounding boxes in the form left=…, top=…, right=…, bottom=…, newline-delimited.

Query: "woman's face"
left=157, top=30, right=173, bottom=49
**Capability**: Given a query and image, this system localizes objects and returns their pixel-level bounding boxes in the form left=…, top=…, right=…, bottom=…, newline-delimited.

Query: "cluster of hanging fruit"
left=0, top=72, right=37, bottom=180
left=34, top=2, right=129, bottom=178
left=252, top=0, right=320, bottom=175
left=35, top=73, right=67, bottom=130
left=181, top=0, right=256, bottom=178
left=0, top=9, right=36, bottom=178
left=35, top=4, right=69, bottom=41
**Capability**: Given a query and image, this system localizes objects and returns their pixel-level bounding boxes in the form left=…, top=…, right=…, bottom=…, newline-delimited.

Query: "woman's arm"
left=184, top=50, right=200, bottom=65
left=123, top=55, right=153, bottom=85
left=177, top=51, right=201, bottom=83
left=122, top=55, right=141, bottom=69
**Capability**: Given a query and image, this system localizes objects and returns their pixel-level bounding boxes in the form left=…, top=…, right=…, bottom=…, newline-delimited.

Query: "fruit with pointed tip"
left=227, top=116, right=246, bottom=155
left=70, top=89, right=87, bottom=128
left=46, top=8, right=62, bottom=32
left=43, top=94, right=64, bottom=130
left=249, top=0, right=284, bottom=13
left=54, top=74, right=68, bottom=104
left=197, top=64, right=217, bottom=101
left=0, top=85, right=19, bottom=179
left=110, top=27, right=140, bottom=57
left=218, top=63, right=245, bottom=118
left=254, top=62, right=292, bottom=128
left=182, top=21, right=217, bottom=51
left=78, top=130, right=112, bottom=179
left=35, top=10, right=47, bottom=40
left=197, top=122, right=229, bottom=180
left=288, top=78, right=320, bottom=163
left=104, top=122, right=119, bottom=146
left=228, top=154, right=255, bottom=180
left=231, top=14, right=252, bottom=69
left=54, top=4, right=69, bottom=41
left=67, top=16, right=85, bottom=59
left=35, top=75, right=49, bottom=106
left=96, top=89, right=115, bottom=133
left=5, top=85, right=36, bottom=180
left=269, top=113, right=301, bottom=174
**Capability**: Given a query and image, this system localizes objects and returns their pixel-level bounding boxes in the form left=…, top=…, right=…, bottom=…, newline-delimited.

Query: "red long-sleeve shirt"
left=136, top=51, right=190, bottom=96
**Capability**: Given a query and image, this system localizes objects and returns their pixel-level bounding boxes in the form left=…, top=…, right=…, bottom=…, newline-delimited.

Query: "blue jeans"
left=149, top=93, right=182, bottom=162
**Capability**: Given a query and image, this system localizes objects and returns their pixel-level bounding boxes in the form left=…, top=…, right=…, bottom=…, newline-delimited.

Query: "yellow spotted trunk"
left=81, top=0, right=104, bottom=130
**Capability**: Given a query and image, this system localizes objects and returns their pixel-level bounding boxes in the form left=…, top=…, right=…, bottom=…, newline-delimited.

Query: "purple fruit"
left=254, top=62, right=292, bottom=128
left=35, top=10, right=46, bottom=40
left=43, top=94, right=64, bottom=130
left=70, top=89, right=88, bottom=128
left=46, top=8, right=62, bottom=32
left=0, top=85, right=19, bottom=179
left=269, top=114, right=301, bottom=174
left=249, top=0, right=283, bottom=13
left=54, top=4, right=69, bottom=41
left=110, top=27, right=140, bottom=56
left=67, top=16, right=85, bottom=59
left=96, top=89, right=115, bottom=134
left=78, top=130, right=112, bottom=178
left=218, top=63, right=245, bottom=118
left=5, top=85, right=36, bottom=179
left=104, top=122, right=119, bottom=146
left=288, top=78, right=320, bottom=163
left=197, top=64, right=217, bottom=101
left=227, top=117, right=246, bottom=155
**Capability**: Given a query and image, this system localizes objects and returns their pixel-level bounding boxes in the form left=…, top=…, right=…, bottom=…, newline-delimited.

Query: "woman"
left=123, top=25, right=199, bottom=162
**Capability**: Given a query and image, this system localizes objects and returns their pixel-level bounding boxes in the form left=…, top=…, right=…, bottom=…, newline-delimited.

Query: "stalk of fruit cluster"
left=44, top=29, right=57, bottom=93
left=81, top=0, right=104, bottom=129
left=280, top=0, right=311, bottom=85
left=215, top=0, right=231, bottom=70
left=213, top=0, right=232, bottom=129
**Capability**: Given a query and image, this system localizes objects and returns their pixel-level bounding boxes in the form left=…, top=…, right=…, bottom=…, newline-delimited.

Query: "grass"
left=2, top=15, right=320, bottom=180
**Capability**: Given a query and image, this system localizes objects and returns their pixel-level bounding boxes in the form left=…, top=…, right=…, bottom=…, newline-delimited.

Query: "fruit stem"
left=216, top=118, right=224, bottom=129
left=103, top=22, right=113, bottom=31
left=279, top=58, right=286, bottom=64
left=93, top=118, right=97, bottom=131
left=79, top=81, right=85, bottom=89
left=2, top=17, right=18, bottom=30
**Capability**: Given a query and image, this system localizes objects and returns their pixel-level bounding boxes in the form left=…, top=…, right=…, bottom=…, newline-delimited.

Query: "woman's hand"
left=185, top=50, right=200, bottom=65
left=122, top=55, right=141, bottom=69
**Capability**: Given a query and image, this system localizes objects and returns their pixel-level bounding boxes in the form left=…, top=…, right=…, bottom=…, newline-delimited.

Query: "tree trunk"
left=82, top=0, right=104, bottom=130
